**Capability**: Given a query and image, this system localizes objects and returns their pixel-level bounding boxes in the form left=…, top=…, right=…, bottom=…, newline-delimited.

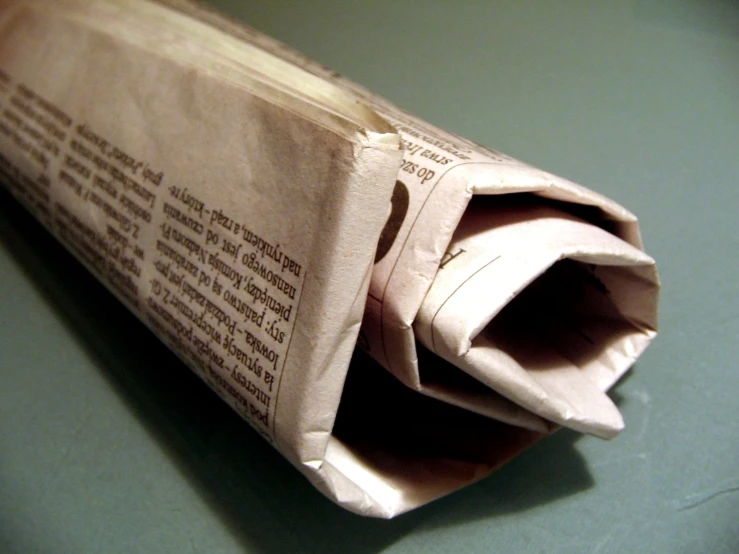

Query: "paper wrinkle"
left=458, top=338, right=624, bottom=439
left=420, top=380, right=551, bottom=433
left=0, top=0, right=659, bottom=517
left=322, top=438, right=404, bottom=518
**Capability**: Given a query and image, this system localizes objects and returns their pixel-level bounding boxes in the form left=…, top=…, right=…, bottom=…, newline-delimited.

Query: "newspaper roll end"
left=415, top=196, right=659, bottom=438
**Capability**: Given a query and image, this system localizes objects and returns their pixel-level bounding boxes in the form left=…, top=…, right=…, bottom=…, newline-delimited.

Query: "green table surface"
left=1, top=1, right=737, bottom=552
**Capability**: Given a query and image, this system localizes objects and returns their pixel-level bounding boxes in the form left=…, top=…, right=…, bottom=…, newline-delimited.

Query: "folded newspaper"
left=0, top=0, right=659, bottom=517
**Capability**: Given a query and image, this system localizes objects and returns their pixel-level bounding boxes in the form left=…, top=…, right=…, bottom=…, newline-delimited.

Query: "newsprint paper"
left=0, top=0, right=659, bottom=517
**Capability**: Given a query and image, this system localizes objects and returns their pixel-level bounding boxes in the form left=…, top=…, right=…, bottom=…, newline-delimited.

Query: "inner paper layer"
left=415, top=197, right=658, bottom=438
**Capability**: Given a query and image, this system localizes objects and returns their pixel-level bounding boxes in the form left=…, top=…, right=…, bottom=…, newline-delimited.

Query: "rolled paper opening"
left=471, top=258, right=657, bottom=438
left=482, top=258, right=658, bottom=387
left=414, top=195, right=659, bottom=438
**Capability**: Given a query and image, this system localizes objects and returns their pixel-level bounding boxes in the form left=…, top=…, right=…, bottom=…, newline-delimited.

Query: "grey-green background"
left=1, top=1, right=737, bottom=552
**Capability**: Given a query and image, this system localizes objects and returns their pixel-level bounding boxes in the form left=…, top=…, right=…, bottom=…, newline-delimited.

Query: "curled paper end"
left=415, top=197, right=658, bottom=438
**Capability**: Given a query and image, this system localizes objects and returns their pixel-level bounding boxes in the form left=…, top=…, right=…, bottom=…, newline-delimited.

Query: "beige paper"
left=0, top=0, right=659, bottom=518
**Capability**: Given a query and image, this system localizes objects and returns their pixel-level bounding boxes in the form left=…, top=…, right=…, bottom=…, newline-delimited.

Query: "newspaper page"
left=0, top=0, right=660, bottom=518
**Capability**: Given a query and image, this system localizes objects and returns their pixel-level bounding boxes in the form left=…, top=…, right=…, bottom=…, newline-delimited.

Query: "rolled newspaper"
left=0, top=0, right=659, bottom=517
